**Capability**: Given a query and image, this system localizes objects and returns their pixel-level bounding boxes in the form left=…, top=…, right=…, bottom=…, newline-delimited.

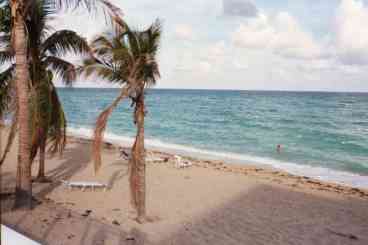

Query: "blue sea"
left=58, top=88, right=368, bottom=188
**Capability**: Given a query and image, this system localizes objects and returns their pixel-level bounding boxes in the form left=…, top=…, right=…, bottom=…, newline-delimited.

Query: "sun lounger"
left=60, top=180, right=108, bottom=191
left=147, top=156, right=167, bottom=163
left=1, top=225, right=41, bottom=245
left=174, top=155, right=193, bottom=168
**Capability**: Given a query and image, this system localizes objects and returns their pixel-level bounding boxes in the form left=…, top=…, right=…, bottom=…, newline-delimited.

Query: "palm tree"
left=81, top=20, right=161, bottom=223
left=1, top=0, right=124, bottom=208
left=1, top=0, right=89, bottom=182
left=26, top=0, right=91, bottom=182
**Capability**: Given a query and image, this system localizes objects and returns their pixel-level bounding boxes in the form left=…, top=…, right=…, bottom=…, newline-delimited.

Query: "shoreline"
left=68, top=134, right=368, bottom=200
left=67, top=127, right=368, bottom=189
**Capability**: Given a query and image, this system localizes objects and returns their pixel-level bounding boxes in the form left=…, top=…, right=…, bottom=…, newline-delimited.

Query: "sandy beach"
left=1, top=129, right=368, bottom=245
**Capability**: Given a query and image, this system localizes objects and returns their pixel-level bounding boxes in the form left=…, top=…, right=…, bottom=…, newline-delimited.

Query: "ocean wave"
left=68, top=126, right=368, bottom=188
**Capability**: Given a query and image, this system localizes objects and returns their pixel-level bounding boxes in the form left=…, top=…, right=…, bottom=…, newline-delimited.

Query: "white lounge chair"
left=60, top=180, right=108, bottom=192
left=1, top=225, right=41, bottom=245
left=147, top=156, right=166, bottom=163
left=174, top=155, right=193, bottom=168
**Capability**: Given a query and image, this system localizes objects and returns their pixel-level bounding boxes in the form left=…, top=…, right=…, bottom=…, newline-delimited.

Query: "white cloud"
left=198, top=61, right=212, bottom=73
left=233, top=59, right=249, bottom=70
left=335, top=0, right=368, bottom=65
left=232, top=12, right=324, bottom=60
left=174, top=24, right=194, bottom=40
left=206, top=40, right=227, bottom=65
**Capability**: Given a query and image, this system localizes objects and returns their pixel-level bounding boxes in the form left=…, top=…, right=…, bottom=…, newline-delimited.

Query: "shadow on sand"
left=2, top=182, right=368, bottom=245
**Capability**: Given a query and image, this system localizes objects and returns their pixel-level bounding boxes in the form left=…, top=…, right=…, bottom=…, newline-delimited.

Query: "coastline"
left=68, top=128, right=368, bottom=196
left=68, top=133, right=368, bottom=200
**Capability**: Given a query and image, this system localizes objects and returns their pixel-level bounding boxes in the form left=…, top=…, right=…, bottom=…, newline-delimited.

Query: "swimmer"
left=277, top=144, right=282, bottom=153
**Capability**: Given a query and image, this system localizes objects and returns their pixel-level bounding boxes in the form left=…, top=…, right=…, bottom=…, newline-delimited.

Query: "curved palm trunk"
left=129, top=92, right=147, bottom=223
left=12, top=0, right=32, bottom=209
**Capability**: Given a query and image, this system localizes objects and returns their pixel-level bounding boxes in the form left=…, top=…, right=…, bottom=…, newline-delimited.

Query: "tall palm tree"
left=26, top=0, right=91, bottom=182
left=0, top=0, right=89, bottom=183
left=1, top=0, right=124, bottom=208
left=9, top=0, right=33, bottom=208
left=81, top=20, right=161, bottom=223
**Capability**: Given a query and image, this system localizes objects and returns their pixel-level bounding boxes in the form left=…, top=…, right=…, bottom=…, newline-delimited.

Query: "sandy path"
left=1, top=134, right=368, bottom=245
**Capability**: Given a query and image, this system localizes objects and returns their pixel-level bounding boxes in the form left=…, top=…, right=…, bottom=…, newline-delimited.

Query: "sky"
left=53, top=0, right=368, bottom=91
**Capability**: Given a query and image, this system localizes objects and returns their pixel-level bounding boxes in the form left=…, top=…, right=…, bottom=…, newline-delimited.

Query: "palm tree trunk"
left=36, top=137, right=46, bottom=181
left=129, top=92, right=146, bottom=223
left=12, top=0, right=32, bottom=209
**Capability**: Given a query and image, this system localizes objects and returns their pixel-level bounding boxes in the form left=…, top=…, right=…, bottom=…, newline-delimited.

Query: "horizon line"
left=55, top=86, right=368, bottom=93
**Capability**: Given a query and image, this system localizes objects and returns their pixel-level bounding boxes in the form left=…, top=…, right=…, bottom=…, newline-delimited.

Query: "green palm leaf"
left=41, top=30, right=90, bottom=57
left=44, top=56, right=76, bottom=85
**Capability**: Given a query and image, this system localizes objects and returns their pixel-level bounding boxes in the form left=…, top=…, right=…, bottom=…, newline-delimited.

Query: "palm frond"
left=93, top=85, right=130, bottom=173
left=27, top=0, right=57, bottom=49
left=55, top=0, right=126, bottom=31
left=0, top=65, right=15, bottom=116
left=47, top=83, right=66, bottom=156
left=41, top=30, right=90, bottom=57
left=44, top=56, right=76, bottom=85
left=79, top=57, right=127, bottom=84
left=0, top=49, right=13, bottom=64
left=0, top=1, right=11, bottom=34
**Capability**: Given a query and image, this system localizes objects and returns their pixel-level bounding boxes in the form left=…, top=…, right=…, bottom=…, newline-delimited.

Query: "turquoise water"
left=58, top=88, right=368, bottom=187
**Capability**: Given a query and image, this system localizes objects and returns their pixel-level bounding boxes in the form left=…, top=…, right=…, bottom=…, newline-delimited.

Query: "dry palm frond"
left=93, top=84, right=130, bottom=173
left=47, top=83, right=67, bottom=156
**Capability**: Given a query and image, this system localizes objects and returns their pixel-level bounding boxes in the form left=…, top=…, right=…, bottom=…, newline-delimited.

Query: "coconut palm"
left=1, top=0, right=124, bottom=207
left=80, top=19, right=161, bottom=223
left=0, top=0, right=90, bottom=182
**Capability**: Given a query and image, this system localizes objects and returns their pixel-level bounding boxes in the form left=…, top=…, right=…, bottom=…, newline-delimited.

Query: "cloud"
left=207, top=41, right=226, bottom=64
left=231, top=12, right=324, bottom=60
left=335, top=0, right=368, bottom=65
left=223, top=0, right=258, bottom=18
left=174, top=24, right=194, bottom=40
left=199, top=61, right=212, bottom=73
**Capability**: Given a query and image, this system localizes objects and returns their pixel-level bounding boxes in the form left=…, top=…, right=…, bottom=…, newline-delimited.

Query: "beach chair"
left=147, top=155, right=167, bottom=163
left=174, top=155, right=193, bottom=168
left=1, top=225, right=41, bottom=245
left=61, top=180, right=108, bottom=192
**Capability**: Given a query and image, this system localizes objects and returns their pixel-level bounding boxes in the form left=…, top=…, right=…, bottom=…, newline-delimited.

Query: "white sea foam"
left=68, top=126, right=368, bottom=188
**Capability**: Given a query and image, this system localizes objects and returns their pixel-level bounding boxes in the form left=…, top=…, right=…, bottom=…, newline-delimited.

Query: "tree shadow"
left=2, top=183, right=368, bottom=244
left=151, top=184, right=368, bottom=245
left=107, top=160, right=130, bottom=190
left=34, top=144, right=91, bottom=199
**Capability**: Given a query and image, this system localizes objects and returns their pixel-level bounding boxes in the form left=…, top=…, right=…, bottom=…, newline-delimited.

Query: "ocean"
left=58, top=88, right=368, bottom=188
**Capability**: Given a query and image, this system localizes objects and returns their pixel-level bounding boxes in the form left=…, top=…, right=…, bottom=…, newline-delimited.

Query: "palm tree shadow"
left=107, top=160, right=129, bottom=190
left=34, top=143, right=91, bottom=199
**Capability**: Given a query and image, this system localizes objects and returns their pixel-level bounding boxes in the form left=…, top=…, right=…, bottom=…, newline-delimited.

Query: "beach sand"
left=1, top=129, right=368, bottom=245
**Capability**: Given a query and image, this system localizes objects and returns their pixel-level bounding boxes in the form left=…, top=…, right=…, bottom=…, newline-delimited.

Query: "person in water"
left=277, top=144, right=282, bottom=153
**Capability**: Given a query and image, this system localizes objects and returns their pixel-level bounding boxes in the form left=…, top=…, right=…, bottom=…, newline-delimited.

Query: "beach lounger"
left=1, top=225, right=41, bottom=245
left=174, top=155, right=193, bottom=168
left=61, top=180, right=108, bottom=192
left=147, top=156, right=167, bottom=163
